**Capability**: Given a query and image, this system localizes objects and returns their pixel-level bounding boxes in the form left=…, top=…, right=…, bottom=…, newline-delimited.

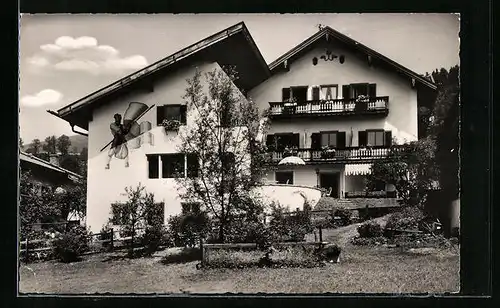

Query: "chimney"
left=49, top=154, right=60, bottom=166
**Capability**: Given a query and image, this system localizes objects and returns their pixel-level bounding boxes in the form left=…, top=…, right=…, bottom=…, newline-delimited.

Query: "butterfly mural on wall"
left=101, top=102, right=155, bottom=169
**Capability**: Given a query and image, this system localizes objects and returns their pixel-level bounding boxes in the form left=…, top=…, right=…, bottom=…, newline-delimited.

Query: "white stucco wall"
left=86, top=61, right=240, bottom=232
left=248, top=40, right=419, bottom=145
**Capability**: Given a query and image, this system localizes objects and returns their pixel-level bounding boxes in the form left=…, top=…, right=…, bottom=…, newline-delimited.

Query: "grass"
left=19, top=215, right=459, bottom=294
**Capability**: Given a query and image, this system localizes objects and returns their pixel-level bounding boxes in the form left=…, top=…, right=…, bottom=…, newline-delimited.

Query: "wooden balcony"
left=268, top=96, right=389, bottom=119
left=270, top=146, right=403, bottom=164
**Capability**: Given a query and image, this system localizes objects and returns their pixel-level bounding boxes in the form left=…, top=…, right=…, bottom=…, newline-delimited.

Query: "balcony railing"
left=269, top=96, right=389, bottom=118
left=270, top=146, right=403, bottom=163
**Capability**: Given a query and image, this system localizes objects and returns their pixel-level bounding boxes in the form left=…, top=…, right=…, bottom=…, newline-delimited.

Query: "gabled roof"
left=269, top=26, right=437, bottom=90
left=20, top=151, right=83, bottom=182
left=52, top=22, right=270, bottom=130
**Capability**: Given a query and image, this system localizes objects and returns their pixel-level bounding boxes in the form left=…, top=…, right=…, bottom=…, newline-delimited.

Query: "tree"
left=29, top=139, right=42, bottom=155
left=110, top=184, right=163, bottom=257
left=367, top=137, right=439, bottom=207
left=43, top=136, right=57, bottom=154
left=429, top=66, right=460, bottom=199
left=19, top=170, right=61, bottom=238
left=56, top=135, right=72, bottom=155
left=176, top=66, right=271, bottom=243
left=59, top=155, right=80, bottom=174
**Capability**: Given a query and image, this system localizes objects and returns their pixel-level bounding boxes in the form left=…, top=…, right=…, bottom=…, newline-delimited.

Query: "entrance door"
left=320, top=173, right=340, bottom=198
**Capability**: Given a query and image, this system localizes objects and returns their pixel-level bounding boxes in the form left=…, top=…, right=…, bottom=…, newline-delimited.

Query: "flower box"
left=161, top=119, right=181, bottom=134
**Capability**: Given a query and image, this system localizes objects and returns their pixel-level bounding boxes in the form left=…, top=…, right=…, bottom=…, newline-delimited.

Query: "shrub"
left=357, top=222, right=383, bottom=238
left=386, top=206, right=425, bottom=231
left=140, top=224, right=171, bottom=255
left=210, top=219, right=272, bottom=248
left=52, top=225, right=91, bottom=263
left=351, top=236, right=388, bottom=246
left=168, top=211, right=211, bottom=247
left=268, top=204, right=313, bottom=242
left=334, top=208, right=353, bottom=226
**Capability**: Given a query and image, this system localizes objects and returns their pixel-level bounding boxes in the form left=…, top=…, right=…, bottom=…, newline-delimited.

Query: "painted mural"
left=103, top=102, right=155, bottom=169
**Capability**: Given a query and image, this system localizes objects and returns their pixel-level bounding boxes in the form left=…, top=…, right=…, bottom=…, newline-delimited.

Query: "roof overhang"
left=268, top=27, right=437, bottom=91
left=51, top=22, right=270, bottom=131
left=19, top=151, right=83, bottom=183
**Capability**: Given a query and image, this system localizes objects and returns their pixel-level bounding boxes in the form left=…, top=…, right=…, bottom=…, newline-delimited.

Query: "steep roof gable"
left=19, top=151, right=83, bottom=181
left=52, top=22, right=270, bottom=130
left=268, top=26, right=437, bottom=90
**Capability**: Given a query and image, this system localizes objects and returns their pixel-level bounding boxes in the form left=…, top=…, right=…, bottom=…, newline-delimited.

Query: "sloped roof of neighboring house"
left=50, top=22, right=270, bottom=131
left=19, top=151, right=83, bottom=182
left=268, top=26, right=437, bottom=90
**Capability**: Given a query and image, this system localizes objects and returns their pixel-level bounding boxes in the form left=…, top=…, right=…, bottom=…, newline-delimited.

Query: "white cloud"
left=27, top=36, right=148, bottom=75
left=20, top=89, right=63, bottom=107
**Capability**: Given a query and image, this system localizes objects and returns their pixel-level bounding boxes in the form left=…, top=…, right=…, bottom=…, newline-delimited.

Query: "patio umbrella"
left=278, top=156, right=306, bottom=166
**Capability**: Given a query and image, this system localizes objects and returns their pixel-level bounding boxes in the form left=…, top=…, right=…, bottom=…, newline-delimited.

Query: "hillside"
left=23, top=134, right=88, bottom=153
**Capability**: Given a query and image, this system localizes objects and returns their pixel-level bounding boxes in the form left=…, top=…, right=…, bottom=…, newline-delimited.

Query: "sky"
left=19, top=13, right=460, bottom=143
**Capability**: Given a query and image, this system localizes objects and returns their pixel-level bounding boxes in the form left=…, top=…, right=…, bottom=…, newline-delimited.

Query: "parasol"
left=278, top=156, right=306, bottom=166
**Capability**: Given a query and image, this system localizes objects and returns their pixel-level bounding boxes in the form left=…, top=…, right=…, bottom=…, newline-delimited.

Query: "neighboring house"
left=19, top=151, right=84, bottom=225
left=49, top=22, right=437, bottom=232
left=249, top=26, right=437, bottom=208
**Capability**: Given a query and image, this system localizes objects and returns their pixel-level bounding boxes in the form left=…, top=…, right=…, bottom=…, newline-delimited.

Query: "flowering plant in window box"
left=321, top=145, right=336, bottom=159
left=283, top=146, right=298, bottom=158
left=161, top=119, right=181, bottom=134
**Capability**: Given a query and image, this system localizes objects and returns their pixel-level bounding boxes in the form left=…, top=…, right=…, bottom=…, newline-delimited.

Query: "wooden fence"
left=19, top=227, right=147, bottom=260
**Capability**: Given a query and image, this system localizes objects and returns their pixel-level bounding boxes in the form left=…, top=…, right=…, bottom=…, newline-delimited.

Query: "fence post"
left=25, top=238, right=29, bottom=261
left=319, top=227, right=323, bottom=242
left=110, top=228, right=114, bottom=251
left=200, top=237, right=205, bottom=267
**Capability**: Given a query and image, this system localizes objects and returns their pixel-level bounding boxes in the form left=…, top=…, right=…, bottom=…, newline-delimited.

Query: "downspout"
left=47, top=110, right=89, bottom=137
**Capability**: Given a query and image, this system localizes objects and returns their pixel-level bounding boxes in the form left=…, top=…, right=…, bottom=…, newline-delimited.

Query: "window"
left=146, top=202, right=165, bottom=225
left=161, top=154, right=185, bottom=178
left=111, top=203, right=127, bottom=225
left=282, top=86, right=308, bottom=103
left=275, top=171, right=294, bottom=185
left=181, top=202, right=201, bottom=214
left=367, top=130, right=385, bottom=146
left=275, top=133, right=299, bottom=151
left=320, top=85, right=338, bottom=100
left=186, top=153, right=199, bottom=178
left=148, top=153, right=201, bottom=179
left=342, top=83, right=376, bottom=100
left=321, top=132, right=337, bottom=147
left=358, top=130, right=392, bottom=147
left=157, top=104, right=187, bottom=126
left=147, top=155, right=159, bottom=179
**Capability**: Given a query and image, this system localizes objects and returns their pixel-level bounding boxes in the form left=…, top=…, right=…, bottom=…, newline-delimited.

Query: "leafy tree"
left=29, top=139, right=42, bottom=155
left=56, top=135, right=72, bottom=155
left=59, top=155, right=80, bottom=174
left=429, top=66, right=460, bottom=199
left=176, top=66, right=271, bottom=243
left=110, top=184, right=163, bottom=257
left=367, top=137, right=439, bottom=207
left=19, top=170, right=61, bottom=238
left=43, top=136, right=57, bottom=154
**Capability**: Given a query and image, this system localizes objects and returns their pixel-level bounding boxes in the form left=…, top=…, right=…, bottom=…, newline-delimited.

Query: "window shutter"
left=312, top=87, right=320, bottom=100
left=358, top=131, right=368, bottom=147
left=337, top=132, right=346, bottom=149
left=156, top=105, right=165, bottom=126
left=266, top=134, right=276, bottom=150
left=369, top=84, right=377, bottom=98
left=180, top=105, right=187, bottom=124
left=187, top=153, right=199, bottom=178
left=293, top=133, right=300, bottom=148
left=282, top=88, right=290, bottom=101
left=311, top=133, right=321, bottom=149
left=342, top=85, right=350, bottom=100
left=384, top=131, right=392, bottom=147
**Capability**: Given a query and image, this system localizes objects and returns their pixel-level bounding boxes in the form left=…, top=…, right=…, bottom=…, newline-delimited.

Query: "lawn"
left=19, top=217, right=460, bottom=294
